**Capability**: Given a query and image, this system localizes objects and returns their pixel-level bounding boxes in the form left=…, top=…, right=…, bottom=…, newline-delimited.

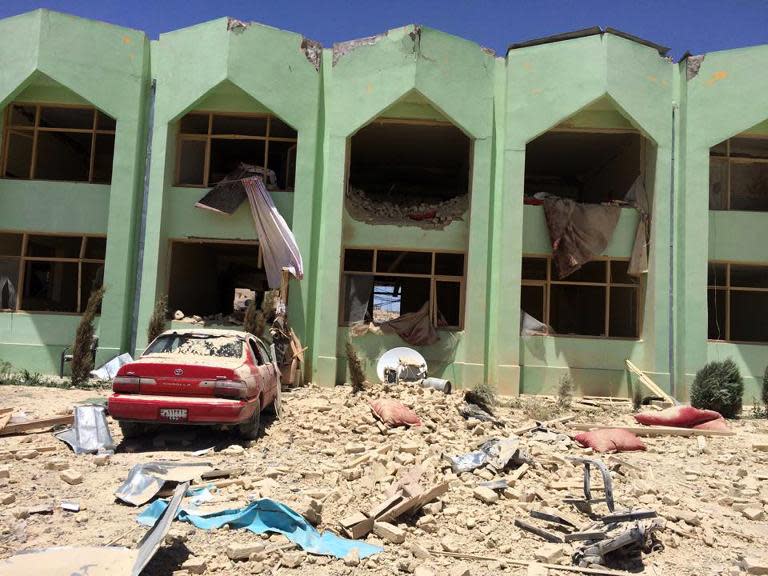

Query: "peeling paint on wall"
left=332, top=32, right=387, bottom=66
left=686, top=54, right=705, bottom=81
left=301, top=38, right=322, bottom=70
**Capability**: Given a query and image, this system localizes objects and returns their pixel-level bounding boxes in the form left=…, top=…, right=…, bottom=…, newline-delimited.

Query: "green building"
left=2, top=11, right=767, bottom=400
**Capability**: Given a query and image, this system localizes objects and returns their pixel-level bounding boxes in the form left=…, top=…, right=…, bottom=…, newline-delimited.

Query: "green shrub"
left=147, top=294, right=168, bottom=344
left=763, top=365, right=768, bottom=407
left=557, top=373, right=574, bottom=412
left=345, top=337, right=366, bottom=393
left=71, top=286, right=105, bottom=386
left=465, top=382, right=497, bottom=415
left=690, top=358, right=744, bottom=418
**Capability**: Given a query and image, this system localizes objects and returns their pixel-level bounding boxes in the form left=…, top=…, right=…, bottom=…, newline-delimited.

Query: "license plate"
left=159, top=408, right=188, bottom=422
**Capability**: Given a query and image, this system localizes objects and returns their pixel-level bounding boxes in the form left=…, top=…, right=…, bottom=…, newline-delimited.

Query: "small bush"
left=763, top=365, right=768, bottom=407
left=557, top=373, right=574, bottom=412
left=465, top=382, right=497, bottom=415
left=690, top=358, right=744, bottom=418
left=345, top=337, right=366, bottom=393
left=147, top=294, right=168, bottom=344
left=71, top=286, right=105, bottom=386
left=523, top=397, right=559, bottom=422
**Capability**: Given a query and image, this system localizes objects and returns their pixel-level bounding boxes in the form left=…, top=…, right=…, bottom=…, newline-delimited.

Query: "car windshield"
left=144, top=333, right=244, bottom=358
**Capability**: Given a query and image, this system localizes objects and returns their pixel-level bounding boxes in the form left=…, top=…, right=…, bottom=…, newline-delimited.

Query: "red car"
left=108, top=329, right=281, bottom=440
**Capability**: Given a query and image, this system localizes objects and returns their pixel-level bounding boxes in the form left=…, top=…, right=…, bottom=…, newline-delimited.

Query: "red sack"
left=370, top=399, right=422, bottom=427
left=634, top=406, right=721, bottom=428
left=574, top=428, right=647, bottom=453
left=692, top=417, right=729, bottom=431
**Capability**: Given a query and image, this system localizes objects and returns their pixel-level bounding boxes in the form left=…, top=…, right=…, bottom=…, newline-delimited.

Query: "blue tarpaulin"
left=137, top=498, right=382, bottom=559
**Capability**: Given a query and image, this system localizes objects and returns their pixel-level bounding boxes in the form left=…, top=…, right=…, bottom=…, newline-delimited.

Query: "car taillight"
left=113, top=376, right=156, bottom=393
left=201, top=379, right=247, bottom=399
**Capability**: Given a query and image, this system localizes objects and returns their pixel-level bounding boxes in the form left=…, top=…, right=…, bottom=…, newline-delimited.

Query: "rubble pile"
left=346, top=187, right=468, bottom=229
left=0, top=383, right=767, bottom=575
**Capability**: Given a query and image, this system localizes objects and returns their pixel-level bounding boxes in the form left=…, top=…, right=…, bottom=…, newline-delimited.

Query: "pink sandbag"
left=634, top=406, right=721, bottom=428
left=692, top=416, right=729, bottom=431
left=370, top=399, right=422, bottom=427
left=574, top=428, right=647, bottom=453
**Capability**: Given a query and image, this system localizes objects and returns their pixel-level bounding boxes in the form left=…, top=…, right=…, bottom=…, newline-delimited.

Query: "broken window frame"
left=165, top=238, right=267, bottom=318
left=1, top=102, right=116, bottom=184
left=521, top=255, right=641, bottom=339
left=707, top=260, right=768, bottom=344
left=709, top=135, right=768, bottom=211
left=0, top=232, right=106, bottom=314
left=175, top=111, right=298, bottom=190
left=339, top=247, right=466, bottom=330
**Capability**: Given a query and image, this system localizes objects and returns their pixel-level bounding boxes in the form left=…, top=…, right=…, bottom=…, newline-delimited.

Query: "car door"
left=246, top=338, right=267, bottom=399
left=255, top=339, right=278, bottom=405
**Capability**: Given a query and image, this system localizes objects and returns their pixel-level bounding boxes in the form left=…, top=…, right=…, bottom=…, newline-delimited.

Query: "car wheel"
left=267, top=382, right=282, bottom=419
left=119, top=421, right=146, bottom=439
left=238, top=400, right=261, bottom=440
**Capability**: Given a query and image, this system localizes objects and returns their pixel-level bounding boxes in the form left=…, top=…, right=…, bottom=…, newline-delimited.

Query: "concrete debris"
left=60, top=468, right=83, bottom=485
left=346, top=186, right=468, bottom=229
left=1, top=382, right=767, bottom=575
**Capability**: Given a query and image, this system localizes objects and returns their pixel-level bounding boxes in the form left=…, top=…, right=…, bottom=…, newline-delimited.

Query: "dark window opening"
left=341, top=248, right=465, bottom=329
left=710, top=136, right=768, bottom=211
left=346, top=121, right=471, bottom=228
left=521, top=256, right=639, bottom=338
left=524, top=131, right=643, bottom=203
left=176, top=112, right=297, bottom=191
left=2, top=103, right=116, bottom=183
left=0, top=232, right=105, bottom=313
left=708, top=261, right=768, bottom=342
left=168, top=241, right=270, bottom=322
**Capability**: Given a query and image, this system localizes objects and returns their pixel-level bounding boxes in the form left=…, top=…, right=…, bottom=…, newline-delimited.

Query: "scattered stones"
left=342, top=548, right=360, bottom=567
left=534, top=543, right=564, bottom=564
left=0, top=466, right=9, bottom=479
left=742, top=507, right=765, bottom=521
left=414, top=567, right=436, bottom=576
left=742, top=557, right=768, bottom=575
left=344, top=443, right=366, bottom=454
left=282, top=551, right=306, bottom=569
left=93, top=454, right=110, bottom=466
left=373, top=521, right=406, bottom=544
left=14, top=449, right=38, bottom=460
left=449, top=565, right=471, bottom=576
left=221, top=444, right=245, bottom=455
left=60, top=469, right=83, bottom=485
left=0, top=493, right=15, bottom=505
left=473, top=486, right=499, bottom=505
left=181, top=557, right=207, bottom=574
left=226, top=542, right=266, bottom=561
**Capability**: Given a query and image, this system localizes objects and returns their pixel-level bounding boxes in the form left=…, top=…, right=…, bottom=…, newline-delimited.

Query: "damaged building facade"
left=2, top=11, right=768, bottom=400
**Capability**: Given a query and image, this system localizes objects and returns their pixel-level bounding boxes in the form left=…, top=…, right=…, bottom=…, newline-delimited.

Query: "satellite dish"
left=376, top=346, right=428, bottom=383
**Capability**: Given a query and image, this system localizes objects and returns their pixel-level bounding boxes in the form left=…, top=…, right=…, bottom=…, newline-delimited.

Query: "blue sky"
left=1, top=0, right=767, bottom=59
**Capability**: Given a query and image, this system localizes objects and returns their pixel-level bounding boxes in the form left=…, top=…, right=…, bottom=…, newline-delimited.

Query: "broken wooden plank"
left=572, top=423, right=735, bottom=437
left=625, top=359, right=677, bottom=406
left=514, top=518, right=563, bottom=543
left=513, top=414, right=576, bottom=435
left=201, top=467, right=243, bottom=480
left=0, top=415, right=73, bottom=436
left=427, top=550, right=634, bottom=575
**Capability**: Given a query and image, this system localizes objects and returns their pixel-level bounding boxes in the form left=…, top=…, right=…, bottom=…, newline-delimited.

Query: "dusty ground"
left=1, top=383, right=767, bottom=576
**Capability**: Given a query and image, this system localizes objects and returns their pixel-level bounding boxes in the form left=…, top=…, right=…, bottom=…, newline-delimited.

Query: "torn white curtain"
left=625, top=176, right=650, bottom=277
left=243, top=178, right=304, bottom=289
